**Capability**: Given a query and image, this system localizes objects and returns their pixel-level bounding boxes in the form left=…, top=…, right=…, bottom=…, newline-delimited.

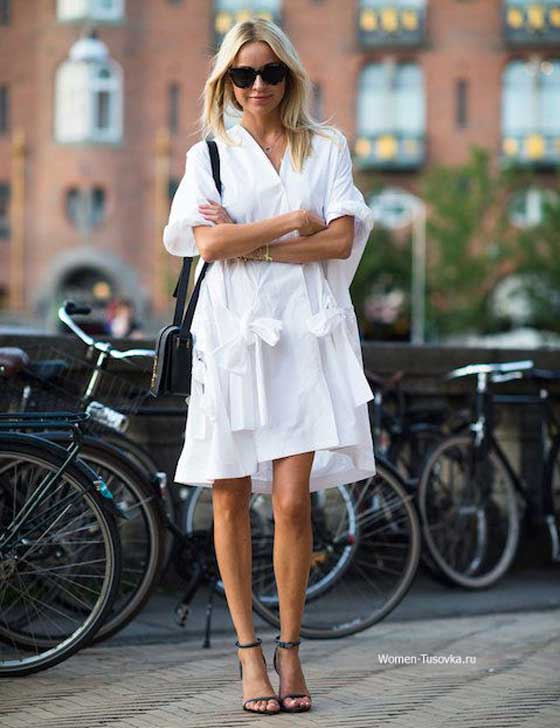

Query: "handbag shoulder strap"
left=172, top=140, right=220, bottom=324
left=177, top=139, right=220, bottom=339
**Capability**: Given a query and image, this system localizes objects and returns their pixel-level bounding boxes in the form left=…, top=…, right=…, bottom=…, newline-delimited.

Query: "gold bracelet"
left=238, top=244, right=272, bottom=262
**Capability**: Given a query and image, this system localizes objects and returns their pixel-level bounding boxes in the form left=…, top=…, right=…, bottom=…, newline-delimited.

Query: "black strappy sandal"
left=272, top=635, right=312, bottom=713
left=236, top=637, right=281, bottom=716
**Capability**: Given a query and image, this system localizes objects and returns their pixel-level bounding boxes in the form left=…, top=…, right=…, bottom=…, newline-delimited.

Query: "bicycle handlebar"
left=58, top=301, right=155, bottom=360
left=446, top=359, right=534, bottom=380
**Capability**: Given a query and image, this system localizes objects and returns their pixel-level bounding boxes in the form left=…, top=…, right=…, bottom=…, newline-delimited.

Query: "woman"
left=163, top=17, right=376, bottom=716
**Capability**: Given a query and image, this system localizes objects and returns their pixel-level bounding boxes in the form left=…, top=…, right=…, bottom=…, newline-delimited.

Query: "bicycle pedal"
left=175, top=603, right=190, bottom=627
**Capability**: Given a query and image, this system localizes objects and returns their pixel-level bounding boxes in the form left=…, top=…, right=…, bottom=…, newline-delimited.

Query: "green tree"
left=353, top=147, right=560, bottom=341
left=515, top=191, right=560, bottom=332
left=351, top=225, right=411, bottom=340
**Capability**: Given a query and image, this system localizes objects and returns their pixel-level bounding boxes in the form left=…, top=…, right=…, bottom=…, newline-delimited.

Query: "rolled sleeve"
left=163, top=141, right=221, bottom=257
left=324, top=131, right=375, bottom=287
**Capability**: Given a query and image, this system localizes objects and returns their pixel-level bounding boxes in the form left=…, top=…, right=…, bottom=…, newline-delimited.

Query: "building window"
left=168, top=82, right=180, bottom=134
left=91, top=187, right=106, bottom=225
left=503, top=0, right=560, bottom=45
left=501, top=58, right=560, bottom=164
left=0, top=85, right=9, bottom=134
left=91, top=66, right=121, bottom=136
left=0, top=0, right=10, bottom=25
left=0, top=183, right=10, bottom=239
left=358, top=62, right=425, bottom=136
left=356, top=62, right=425, bottom=168
left=358, top=0, right=426, bottom=47
left=213, top=1, right=282, bottom=44
left=214, top=0, right=280, bottom=13
left=57, top=0, right=125, bottom=22
left=55, top=42, right=123, bottom=144
left=456, top=78, right=468, bottom=128
left=65, top=186, right=107, bottom=230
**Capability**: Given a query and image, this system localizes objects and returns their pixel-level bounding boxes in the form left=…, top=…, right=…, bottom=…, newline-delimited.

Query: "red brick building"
left=0, top=0, right=558, bottom=324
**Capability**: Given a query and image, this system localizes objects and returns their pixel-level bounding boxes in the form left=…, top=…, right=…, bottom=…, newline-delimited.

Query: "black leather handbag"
left=150, top=139, right=221, bottom=398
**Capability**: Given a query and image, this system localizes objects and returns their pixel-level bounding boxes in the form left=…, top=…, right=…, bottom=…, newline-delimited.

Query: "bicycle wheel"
left=102, top=431, right=176, bottom=573
left=388, top=423, right=445, bottom=481
left=183, top=484, right=359, bottom=606
left=542, top=435, right=560, bottom=563
left=63, top=438, right=167, bottom=644
left=417, top=434, right=520, bottom=588
left=184, top=460, right=421, bottom=639
left=0, top=433, right=121, bottom=676
left=386, top=423, right=456, bottom=583
left=253, top=461, right=421, bottom=638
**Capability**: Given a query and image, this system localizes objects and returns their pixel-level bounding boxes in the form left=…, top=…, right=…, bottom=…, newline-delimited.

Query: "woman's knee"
left=212, top=477, right=251, bottom=520
left=273, top=490, right=311, bottom=527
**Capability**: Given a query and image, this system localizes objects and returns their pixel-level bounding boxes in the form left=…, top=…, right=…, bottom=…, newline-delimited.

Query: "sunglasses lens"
left=229, top=68, right=256, bottom=88
left=262, top=64, right=287, bottom=85
left=229, top=63, right=287, bottom=88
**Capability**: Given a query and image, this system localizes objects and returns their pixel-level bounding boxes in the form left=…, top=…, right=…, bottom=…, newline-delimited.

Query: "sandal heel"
left=235, top=637, right=280, bottom=716
left=273, top=634, right=312, bottom=713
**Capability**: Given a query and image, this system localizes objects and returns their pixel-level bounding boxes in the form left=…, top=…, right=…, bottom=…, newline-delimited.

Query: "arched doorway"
left=36, top=247, right=148, bottom=335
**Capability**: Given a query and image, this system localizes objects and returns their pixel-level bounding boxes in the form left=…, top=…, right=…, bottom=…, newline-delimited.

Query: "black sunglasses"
left=228, top=62, right=288, bottom=89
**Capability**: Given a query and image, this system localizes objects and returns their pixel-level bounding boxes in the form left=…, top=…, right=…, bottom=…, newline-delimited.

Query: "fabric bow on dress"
left=211, top=302, right=283, bottom=431
left=306, top=300, right=373, bottom=408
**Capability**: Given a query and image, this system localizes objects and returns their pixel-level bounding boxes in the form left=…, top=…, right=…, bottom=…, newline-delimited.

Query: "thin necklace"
left=242, top=125, right=284, bottom=156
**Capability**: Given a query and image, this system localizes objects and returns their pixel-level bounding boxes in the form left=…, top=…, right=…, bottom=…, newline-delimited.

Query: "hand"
left=297, top=209, right=328, bottom=236
left=198, top=200, right=234, bottom=224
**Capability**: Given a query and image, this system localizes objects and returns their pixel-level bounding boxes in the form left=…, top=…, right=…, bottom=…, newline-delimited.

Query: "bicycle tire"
left=253, top=460, right=421, bottom=638
left=182, top=457, right=420, bottom=639
left=542, top=434, right=560, bottom=563
left=65, top=437, right=167, bottom=644
left=417, top=434, right=520, bottom=588
left=183, top=484, right=359, bottom=606
left=102, top=431, right=176, bottom=573
left=0, top=433, right=121, bottom=676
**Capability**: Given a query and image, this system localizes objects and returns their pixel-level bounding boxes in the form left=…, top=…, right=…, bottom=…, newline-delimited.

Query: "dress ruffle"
left=189, top=290, right=373, bottom=452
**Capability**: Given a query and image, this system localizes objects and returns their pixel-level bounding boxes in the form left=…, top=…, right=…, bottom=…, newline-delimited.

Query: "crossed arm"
left=192, top=205, right=354, bottom=264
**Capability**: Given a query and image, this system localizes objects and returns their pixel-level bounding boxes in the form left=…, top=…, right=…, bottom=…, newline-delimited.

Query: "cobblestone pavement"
left=1, top=606, right=559, bottom=728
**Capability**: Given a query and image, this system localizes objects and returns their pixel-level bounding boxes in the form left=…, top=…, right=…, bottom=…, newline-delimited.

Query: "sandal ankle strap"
left=274, top=634, right=301, bottom=648
left=235, top=636, right=262, bottom=649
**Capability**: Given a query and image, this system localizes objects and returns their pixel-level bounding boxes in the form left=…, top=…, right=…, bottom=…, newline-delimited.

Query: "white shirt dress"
left=163, top=123, right=376, bottom=493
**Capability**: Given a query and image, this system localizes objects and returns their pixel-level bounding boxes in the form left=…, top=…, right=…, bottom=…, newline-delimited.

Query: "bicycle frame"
left=455, top=365, right=560, bottom=561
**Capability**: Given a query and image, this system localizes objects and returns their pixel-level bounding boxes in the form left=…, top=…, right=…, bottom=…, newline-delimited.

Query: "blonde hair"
left=194, top=17, right=343, bottom=172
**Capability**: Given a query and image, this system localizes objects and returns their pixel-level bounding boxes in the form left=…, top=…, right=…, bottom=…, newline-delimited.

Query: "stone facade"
left=0, top=0, right=556, bottom=317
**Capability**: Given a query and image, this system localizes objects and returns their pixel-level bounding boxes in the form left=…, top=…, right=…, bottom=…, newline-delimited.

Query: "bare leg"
left=271, top=451, right=315, bottom=710
left=212, top=477, right=280, bottom=713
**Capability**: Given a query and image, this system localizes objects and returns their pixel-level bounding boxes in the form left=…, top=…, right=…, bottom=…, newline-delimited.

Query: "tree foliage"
left=352, top=146, right=560, bottom=341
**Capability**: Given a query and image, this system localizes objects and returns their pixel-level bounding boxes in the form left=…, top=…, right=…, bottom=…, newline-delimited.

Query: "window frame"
left=56, top=0, right=125, bottom=23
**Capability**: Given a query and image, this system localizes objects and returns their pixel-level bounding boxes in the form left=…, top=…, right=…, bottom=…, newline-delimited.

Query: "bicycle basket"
left=0, top=343, right=152, bottom=435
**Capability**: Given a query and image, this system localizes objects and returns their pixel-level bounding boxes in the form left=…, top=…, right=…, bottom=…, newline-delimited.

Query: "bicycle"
left=55, top=304, right=422, bottom=640
left=366, top=368, right=470, bottom=481
left=0, top=411, right=122, bottom=676
left=1, top=305, right=171, bottom=643
left=366, top=367, right=472, bottom=584
left=3, top=309, right=422, bottom=642
left=417, top=359, right=560, bottom=589
left=182, top=457, right=421, bottom=639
